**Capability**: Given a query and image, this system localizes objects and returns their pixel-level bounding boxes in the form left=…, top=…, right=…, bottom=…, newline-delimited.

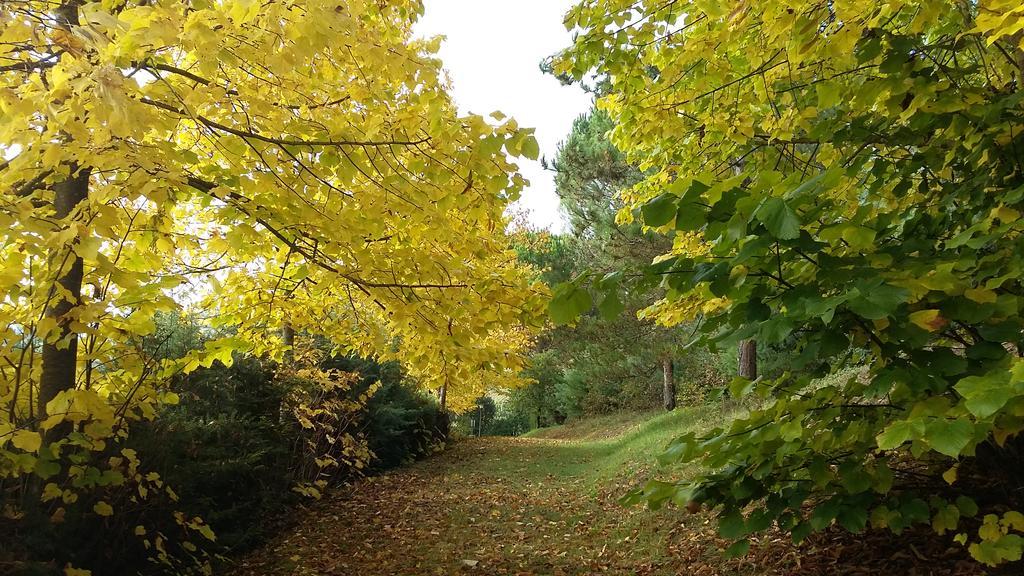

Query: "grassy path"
left=232, top=410, right=984, bottom=576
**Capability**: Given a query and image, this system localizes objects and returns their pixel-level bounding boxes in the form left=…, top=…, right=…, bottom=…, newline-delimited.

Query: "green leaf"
left=838, top=460, right=872, bottom=494
left=838, top=506, right=869, bottom=533
left=978, top=321, right=1022, bottom=342
left=932, top=503, right=961, bottom=535
left=520, top=134, right=540, bottom=160
left=956, top=496, right=979, bottom=518
left=970, top=534, right=1024, bottom=566
left=641, top=193, right=678, bottom=227
left=877, top=420, right=917, bottom=450
left=636, top=480, right=677, bottom=510
left=847, top=282, right=909, bottom=320
left=954, top=372, right=1015, bottom=419
left=755, top=197, right=801, bottom=240
left=549, top=283, right=593, bottom=325
left=816, top=82, right=840, bottom=108
left=856, top=37, right=883, bottom=62
left=675, top=184, right=708, bottom=231
left=33, top=457, right=61, bottom=480
left=597, top=291, right=625, bottom=320
left=760, top=315, right=795, bottom=344
left=619, top=486, right=647, bottom=507
left=924, top=419, right=974, bottom=458
left=675, top=202, right=705, bottom=231
left=724, top=538, right=751, bottom=558
left=810, top=498, right=842, bottom=529
left=718, top=509, right=746, bottom=539
left=728, top=376, right=755, bottom=398
left=899, top=498, right=931, bottom=524
left=791, top=521, right=813, bottom=543
left=780, top=420, right=802, bottom=441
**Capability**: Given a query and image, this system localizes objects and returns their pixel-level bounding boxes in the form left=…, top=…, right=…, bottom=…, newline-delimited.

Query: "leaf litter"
left=232, top=437, right=986, bottom=576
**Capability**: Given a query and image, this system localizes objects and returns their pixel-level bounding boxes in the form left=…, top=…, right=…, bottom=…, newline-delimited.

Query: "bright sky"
left=414, top=0, right=593, bottom=232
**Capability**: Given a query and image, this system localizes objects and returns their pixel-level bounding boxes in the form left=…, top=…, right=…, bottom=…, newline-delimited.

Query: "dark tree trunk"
left=39, top=165, right=90, bottom=430
left=277, top=322, right=296, bottom=424
left=662, top=357, right=676, bottom=411
left=281, top=322, right=296, bottom=364
left=738, top=340, right=757, bottom=380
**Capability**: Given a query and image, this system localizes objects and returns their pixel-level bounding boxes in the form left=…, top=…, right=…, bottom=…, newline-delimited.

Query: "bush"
left=1, top=319, right=446, bottom=575
left=130, top=357, right=294, bottom=554
left=364, top=379, right=447, bottom=470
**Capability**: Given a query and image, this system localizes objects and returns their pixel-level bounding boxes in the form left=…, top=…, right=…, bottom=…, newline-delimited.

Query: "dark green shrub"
left=364, top=379, right=446, bottom=470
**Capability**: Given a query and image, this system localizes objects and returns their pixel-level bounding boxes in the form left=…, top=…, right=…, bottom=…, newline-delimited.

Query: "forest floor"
left=232, top=408, right=987, bottom=576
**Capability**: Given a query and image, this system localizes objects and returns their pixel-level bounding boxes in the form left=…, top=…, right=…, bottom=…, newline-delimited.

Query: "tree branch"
left=183, top=175, right=467, bottom=292
left=140, top=97, right=429, bottom=148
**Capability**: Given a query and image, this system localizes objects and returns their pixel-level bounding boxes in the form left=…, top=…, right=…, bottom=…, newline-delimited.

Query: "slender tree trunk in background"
left=278, top=322, right=296, bottom=424
left=732, top=159, right=758, bottom=384
left=436, top=384, right=450, bottom=440
left=739, top=340, right=757, bottom=380
left=281, top=322, right=296, bottom=363
left=662, top=357, right=676, bottom=411
left=38, top=166, right=90, bottom=431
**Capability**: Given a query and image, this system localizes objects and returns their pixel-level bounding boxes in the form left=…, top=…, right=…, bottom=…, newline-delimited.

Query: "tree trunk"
left=38, top=165, right=90, bottom=428
left=662, top=357, right=676, bottom=411
left=278, top=322, right=296, bottom=424
left=281, top=322, right=296, bottom=364
left=738, top=340, right=757, bottom=380
left=435, top=384, right=450, bottom=440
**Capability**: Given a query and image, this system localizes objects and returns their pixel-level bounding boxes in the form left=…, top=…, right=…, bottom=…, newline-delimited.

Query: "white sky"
left=414, top=0, right=592, bottom=232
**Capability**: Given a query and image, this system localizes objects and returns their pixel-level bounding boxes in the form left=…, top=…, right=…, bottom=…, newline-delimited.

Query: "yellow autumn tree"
left=0, top=0, right=545, bottom=563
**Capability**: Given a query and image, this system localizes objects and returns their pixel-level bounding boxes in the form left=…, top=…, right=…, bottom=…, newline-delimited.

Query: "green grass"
left=526, top=409, right=697, bottom=480
left=522, top=410, right=665, bottom=441
left=516, top=403, right=742, bottom=487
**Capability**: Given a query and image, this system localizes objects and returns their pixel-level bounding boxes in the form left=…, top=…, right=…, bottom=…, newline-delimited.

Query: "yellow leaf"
left=42, top=483, right=63, bottom=501
left=979, top=514, right=1003, bottom=541
left=964, top=287, right=998, bottom=304
left=943, top=465, right=958, bottom=485
left=1003, top=511, right=1024, bottom=532
left=992, top=206, right=1020, bottom=222
left=11, top=430, right=42, bottom=453
left=909, top=309, right=947, bottom=332
left=197, top=523, right=216, bottom=542
left=41, top=414, right=66, bottom=431
left=93, top=501, right=114, bottom=517
left=74, top=236, right=103, bottom=260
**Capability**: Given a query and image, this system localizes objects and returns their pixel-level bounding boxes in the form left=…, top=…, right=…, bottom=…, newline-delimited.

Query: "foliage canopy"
left=1, top=0, right=544, bottom=571
left=555, top=0, right=1024, bottom=565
